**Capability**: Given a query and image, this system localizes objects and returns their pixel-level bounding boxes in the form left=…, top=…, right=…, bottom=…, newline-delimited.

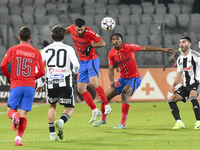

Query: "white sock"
left=59, top=119, right=64, bottom=126
left=177, top=119, right=182, bottom=123
left=92, top=108, right=98, bottom=112
left=15, top=136, right=21, bottom=141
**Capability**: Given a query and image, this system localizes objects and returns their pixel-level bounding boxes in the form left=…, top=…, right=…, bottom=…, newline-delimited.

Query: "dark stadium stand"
left=0, top=0, right=199, bottom=68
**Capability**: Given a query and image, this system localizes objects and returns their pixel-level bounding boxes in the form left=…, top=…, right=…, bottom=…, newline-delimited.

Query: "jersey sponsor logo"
left=182, top=65, right=193, bottom=71
left=116, top=57, right=131, bottom=65
left=55, top=69, right=66, bottom=73
left=49, top=74, right=64, bottom=79
left=48, top=79, right=64, bottom=85
left=49, top=68, right=54, bottom=74
left=72, top=38, right=88, bottom=45
left=59, top=98, right=72, bottom=104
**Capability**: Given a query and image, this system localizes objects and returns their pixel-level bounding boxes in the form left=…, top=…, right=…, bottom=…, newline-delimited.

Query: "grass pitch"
left=0, top=101, right=200, bottom=150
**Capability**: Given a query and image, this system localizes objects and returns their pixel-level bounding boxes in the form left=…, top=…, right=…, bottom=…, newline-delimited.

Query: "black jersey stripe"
left=183, top=57, right=190, bottom=85
left=191, top=56, right=197, bottom=83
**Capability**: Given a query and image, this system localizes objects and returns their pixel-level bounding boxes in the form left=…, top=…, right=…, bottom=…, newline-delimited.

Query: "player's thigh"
left=77, top=82, right=88, bottom=94
left=7, top=87, right=24, bottom=110
left=126, top=76, right=141, bottom=95
left=171, top=86, right=187, bottom=102
left=88, top=57, right=100, bottom=78
left=105, top=86, right=118, bottom=101
left=89, top=76, right=99, bottom=88
left=121, top=85, right=133, bottom=97
left=77, top=61, right=89, bottom=83
left=20, top=87, right=35, bottom=111
left=48, top=88, right=60, bottom=104
left=60, top=86, right=75, bottom=108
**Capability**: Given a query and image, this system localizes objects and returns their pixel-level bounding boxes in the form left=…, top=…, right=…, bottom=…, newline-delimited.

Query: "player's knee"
left=189, top=96, right=197, bottom=101
left=168, top=99, right=176, bottom=103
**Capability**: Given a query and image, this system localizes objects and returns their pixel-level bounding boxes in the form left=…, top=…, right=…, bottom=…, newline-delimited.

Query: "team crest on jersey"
left=49, top=68, right=54, bottom=74
left=96, top=34, right=100, bottom=37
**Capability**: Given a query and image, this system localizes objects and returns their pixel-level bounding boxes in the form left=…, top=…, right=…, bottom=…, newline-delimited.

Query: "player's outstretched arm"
left=169, top=71, right=182, bottom=93
left=108, top=65, right=115, bottom=87
left=141, top=46, right=174, bottom=53
left=92, top=39, right=105, bottom=48
left=65, top=27, right=70, bottom=34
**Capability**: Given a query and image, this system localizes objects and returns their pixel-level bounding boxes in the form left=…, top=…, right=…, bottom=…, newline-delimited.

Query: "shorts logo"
left=115, top=81, right=120, bottom=87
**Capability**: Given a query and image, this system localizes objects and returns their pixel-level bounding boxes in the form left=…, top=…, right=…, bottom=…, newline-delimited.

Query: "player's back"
left=9, top=43, right=42, bottom=88
left=42, top=42, right=76, bottom=78
left=41, top=42, right=79, bottom=89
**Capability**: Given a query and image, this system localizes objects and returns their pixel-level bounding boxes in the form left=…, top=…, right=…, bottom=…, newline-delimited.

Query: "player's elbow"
left=102, top=41, right=106, bottom=47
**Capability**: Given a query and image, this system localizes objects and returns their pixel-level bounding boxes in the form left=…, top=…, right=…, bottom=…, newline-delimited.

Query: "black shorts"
left=47, top=86, right=74, bottom=108
left=175, top=82, right=200, bottom=102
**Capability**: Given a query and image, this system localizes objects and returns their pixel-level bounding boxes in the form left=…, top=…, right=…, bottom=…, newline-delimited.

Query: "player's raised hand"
left=36, top=86, right=44, bottom=93
left=169, top=85, right=175, bottom=93
left=83, top=44, right=93, bottom=56
left=164, top=48, right=174, bottom=53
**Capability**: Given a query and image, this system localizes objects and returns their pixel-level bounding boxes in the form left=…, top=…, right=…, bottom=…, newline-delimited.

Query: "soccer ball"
left=101, top=17, right=116, bottom=31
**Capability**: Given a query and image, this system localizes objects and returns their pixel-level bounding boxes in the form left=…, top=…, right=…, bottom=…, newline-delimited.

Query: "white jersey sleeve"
left=69, top=48, right=79, bottom=74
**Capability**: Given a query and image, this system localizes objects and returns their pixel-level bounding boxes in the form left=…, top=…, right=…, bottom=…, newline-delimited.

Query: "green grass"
left=0, top=101, right=200, bottom=150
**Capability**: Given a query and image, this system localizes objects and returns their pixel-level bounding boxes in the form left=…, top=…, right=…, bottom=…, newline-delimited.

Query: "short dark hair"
left=110, top=33, right=123, bottom=42
left=51, top=25, right=65, bottom=41
left=180, top=36, right=191, bottom=43
left=75, top=18, right=85, bottom=28
left=18, top=26, right=31, bottom=41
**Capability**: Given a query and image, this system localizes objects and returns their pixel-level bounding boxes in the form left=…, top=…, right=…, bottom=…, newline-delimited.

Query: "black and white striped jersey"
left=177, top=49, right=200, bottom=87
left=40, top=42, right=80, bottom=89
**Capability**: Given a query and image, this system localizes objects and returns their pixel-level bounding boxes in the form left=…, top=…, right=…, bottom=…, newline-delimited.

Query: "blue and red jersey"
left=68, top=25, right=102, bottom=61
left=108, top=43, right=141, bottom=78
left=1, top=43, right=45, bottom=89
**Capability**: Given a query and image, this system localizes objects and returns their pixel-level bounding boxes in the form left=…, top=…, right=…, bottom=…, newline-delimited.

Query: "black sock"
left=60, top=113, right=70, bottom=124
left=168, top=100, right=181, bottom=120
left=190, top=97, right=200, bottom=120
left=49, top=123, right=55, bottom=133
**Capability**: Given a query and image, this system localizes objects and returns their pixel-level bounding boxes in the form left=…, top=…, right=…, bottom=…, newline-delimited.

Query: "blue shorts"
left=114, top=76, right=141, bottom=95
left=77, top=57, right=100, bottom=83
left=7, top=86, right=35, bottom=111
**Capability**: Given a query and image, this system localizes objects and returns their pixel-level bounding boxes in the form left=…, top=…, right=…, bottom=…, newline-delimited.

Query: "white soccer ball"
left=101, top=17, right=116, bottom=31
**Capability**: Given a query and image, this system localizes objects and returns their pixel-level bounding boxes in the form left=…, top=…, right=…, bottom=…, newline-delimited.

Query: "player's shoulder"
left=191, top=49, right=200, bottom=58
left=108, top=47, right=115, bottom=55
left=85, top=26, right=96, bottom=35
left=123, top=43, right=140, bottom=47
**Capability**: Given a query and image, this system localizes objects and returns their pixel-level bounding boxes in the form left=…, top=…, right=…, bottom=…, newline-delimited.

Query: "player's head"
left=18, top=26, right=32, bottom=42
left=110, top=33, right=123, bottom=50
left=51, top=25, right=65, bottom=41
left=74, top=18, right=85, bottom=36
left=179, top=36, right=191, bottom=52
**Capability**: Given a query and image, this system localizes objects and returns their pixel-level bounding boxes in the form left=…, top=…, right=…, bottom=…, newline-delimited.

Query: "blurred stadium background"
left=0, top=0, right=199, bottom=68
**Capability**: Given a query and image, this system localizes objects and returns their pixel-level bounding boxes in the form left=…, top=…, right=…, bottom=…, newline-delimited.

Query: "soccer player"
left=65, top=18, right=112, bottom=124
left=1, top=26, right=45, bottom=146
left=36, top=25, right=80, bottom=140
left=168, top=36, right=200, bottom=129
left=93, top=33, right=174, bottom=129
